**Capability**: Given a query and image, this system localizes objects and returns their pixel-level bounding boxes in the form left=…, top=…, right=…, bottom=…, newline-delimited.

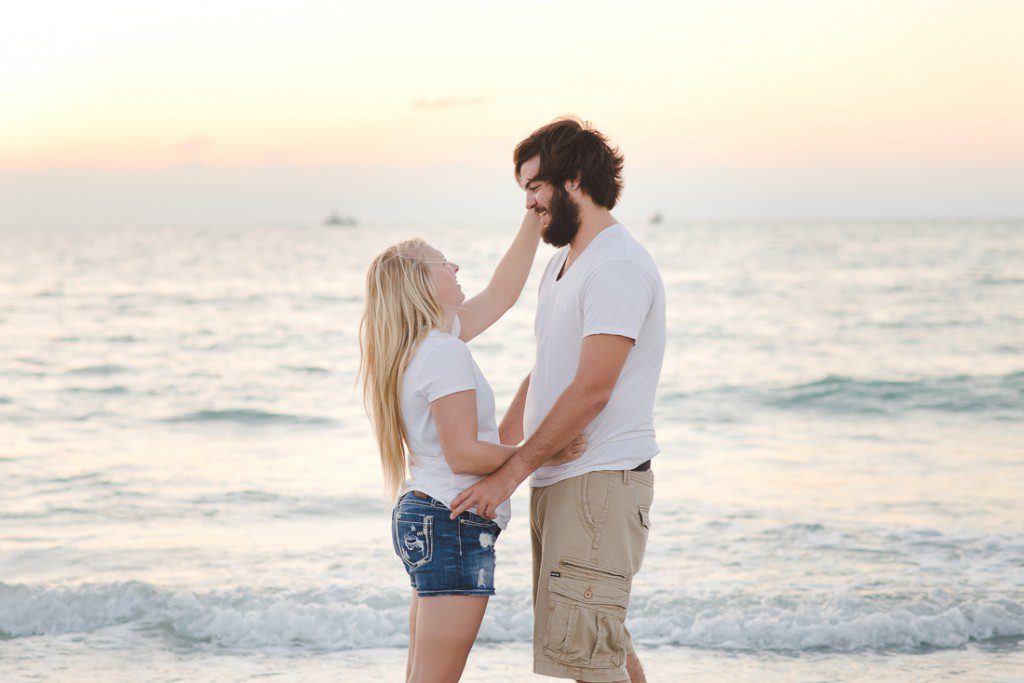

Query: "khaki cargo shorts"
left=530, top=468, right=654, bottom=682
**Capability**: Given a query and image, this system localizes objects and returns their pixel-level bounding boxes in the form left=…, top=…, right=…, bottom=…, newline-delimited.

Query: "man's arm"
left=498, top=373, right=530, bottom=445
left=434, top=381, right=587, bottom=480
left=449, top=334, right=633, bottom=519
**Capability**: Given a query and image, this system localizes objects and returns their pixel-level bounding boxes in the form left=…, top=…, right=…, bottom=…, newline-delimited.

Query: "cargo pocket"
left=393, top=512, right=434, bottom=570
left=543, top=559, right=629, bottom=669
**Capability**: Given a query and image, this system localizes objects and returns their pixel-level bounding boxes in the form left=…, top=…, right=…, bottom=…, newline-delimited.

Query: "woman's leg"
left=409, top=595, right=489, bottom=683
left=406, top=590, right=419, bottom=682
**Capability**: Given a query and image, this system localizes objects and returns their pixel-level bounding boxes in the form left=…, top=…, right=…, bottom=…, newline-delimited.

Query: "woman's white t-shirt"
left=399, top=317, right=511, bottom=529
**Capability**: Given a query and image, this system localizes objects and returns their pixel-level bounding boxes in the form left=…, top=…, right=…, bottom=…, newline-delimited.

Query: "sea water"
left=2, top=220, right=1022, bottom=681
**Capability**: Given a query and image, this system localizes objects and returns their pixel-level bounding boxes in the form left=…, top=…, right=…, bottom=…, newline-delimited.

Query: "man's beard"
left=539, top=185, right=581, bottom=248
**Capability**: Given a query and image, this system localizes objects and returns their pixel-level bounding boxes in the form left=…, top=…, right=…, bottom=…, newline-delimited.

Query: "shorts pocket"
left=543, top=561, right=629, bottom=669
left=393, top=511, right=434, bottom=570
left=457, top=512, right=499, bottom=529
left=638, top=505, right=651, bottom=530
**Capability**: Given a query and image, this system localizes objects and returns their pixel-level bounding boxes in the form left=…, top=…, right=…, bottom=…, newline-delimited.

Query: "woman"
left=358, top=212, right=585, bottom=682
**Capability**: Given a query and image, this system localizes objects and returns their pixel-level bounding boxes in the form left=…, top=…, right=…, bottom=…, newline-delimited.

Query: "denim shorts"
left=391, top=491, right=502, bottom=597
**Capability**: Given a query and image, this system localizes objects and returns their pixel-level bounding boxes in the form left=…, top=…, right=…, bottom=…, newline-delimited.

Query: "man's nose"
left=525, top=192, right=537, bottom=210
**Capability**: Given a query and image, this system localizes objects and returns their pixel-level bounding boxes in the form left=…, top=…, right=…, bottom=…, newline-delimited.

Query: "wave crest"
left=160, top=409, right=338, bottom=426
left=3, top=582, right=1021, bottom=653
left=767, top=372, right=1024, bottom=417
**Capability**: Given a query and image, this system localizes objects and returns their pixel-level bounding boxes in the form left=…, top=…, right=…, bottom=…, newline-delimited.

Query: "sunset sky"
left=2, top=0, right=1023, bottom=224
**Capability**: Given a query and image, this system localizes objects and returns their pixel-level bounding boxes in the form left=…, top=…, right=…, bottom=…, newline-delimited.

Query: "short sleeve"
left=582, top=260, right=655, bottom=341
left=418, top=338, right=478, bottom=402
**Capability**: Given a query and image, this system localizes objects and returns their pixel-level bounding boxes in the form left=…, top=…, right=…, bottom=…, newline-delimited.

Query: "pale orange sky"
left=3, top=0, right=1023, bottom=170
left=1, top=1, right=1023, bottom=223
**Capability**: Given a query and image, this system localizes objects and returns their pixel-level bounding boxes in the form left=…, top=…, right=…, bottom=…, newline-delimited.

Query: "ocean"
left=2, top=220, right=1022, bottom=681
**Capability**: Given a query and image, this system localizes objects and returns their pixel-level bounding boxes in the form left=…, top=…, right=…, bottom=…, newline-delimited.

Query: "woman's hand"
left=543, top=434, right=587, bottom=467
left=524, top=208, right=544, bottom=233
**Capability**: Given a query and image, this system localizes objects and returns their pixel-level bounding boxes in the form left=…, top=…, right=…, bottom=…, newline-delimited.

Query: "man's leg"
left=625, top=653, right=646, bottom=683
left=574, top=654, right=644, bottom=683
left=620, top=623, right=647, bottom=683
left=532, top=468, right=654, bottom=682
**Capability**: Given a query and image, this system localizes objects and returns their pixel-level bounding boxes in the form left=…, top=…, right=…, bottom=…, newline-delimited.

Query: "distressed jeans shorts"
left=391, top=491, right=502, bottom=597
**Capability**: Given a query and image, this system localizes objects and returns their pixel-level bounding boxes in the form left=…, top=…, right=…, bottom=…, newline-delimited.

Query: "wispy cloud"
left=171, top=136, right=213, bottom=154
left=263, top=149, right=286, bottom=164
left=412, top=96, right=488, bottom=110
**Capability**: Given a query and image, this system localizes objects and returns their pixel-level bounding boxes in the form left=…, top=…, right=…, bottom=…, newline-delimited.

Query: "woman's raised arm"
left=456, top=211, right=541, bottom=343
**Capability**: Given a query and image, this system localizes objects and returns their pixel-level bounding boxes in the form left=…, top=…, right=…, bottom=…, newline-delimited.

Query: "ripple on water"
left=159, top=409, right=339, bottom=427
left=64, top=386, right=130, bottom=395
left=64, top=364, right=130, bottom=376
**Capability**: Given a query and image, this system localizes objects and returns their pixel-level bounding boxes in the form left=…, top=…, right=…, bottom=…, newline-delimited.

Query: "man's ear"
left=564, top=176, right=580, bottom=192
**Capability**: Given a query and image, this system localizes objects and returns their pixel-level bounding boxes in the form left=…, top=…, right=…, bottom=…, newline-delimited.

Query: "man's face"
left=519, top=155, right=582, bottom=248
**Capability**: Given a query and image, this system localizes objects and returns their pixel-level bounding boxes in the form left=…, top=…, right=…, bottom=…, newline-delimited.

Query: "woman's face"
left=422, top=245, right=464, bottom=309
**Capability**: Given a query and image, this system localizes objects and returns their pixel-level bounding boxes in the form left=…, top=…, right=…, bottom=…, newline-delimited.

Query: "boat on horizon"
left=324, top=211, right=357, bottom=227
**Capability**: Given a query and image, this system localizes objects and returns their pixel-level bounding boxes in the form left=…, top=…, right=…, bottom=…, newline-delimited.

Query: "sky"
left=2, top=0, right=1023, bottom=225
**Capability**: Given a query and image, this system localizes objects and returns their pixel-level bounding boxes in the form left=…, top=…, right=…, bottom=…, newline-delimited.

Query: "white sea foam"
left=0, top=583, right=408, bottom=650
left=3, top=582, right=1021, bottom=653
left=626, top=592, right=1024, bottom=651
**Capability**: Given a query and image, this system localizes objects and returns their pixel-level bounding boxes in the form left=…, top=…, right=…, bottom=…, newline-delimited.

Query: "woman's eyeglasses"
left=425, top=260, right=459, bottom=273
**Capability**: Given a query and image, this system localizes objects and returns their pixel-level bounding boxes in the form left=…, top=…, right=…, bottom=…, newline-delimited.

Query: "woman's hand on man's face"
left=524, top=208, right=545, bottom=232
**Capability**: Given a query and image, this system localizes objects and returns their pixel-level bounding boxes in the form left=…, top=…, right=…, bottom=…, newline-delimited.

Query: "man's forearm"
left=498, top=374, right=530, bottom=445
left=501, top=382, right=606, bottom=484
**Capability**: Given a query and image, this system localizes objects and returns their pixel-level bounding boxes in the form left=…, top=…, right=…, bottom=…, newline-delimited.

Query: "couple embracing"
left=359, top=117, right=666, bottom=682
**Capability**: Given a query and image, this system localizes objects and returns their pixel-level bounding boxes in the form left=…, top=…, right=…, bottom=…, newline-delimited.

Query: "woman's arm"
left=457, top=211, right=541, bottom=343
left=431, top=390, right=517, bottom=475
left=432, top=388, right=587, bottom=476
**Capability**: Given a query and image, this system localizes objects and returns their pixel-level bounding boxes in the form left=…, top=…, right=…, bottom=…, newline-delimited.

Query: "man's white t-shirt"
left=399, top=317, right=511, bottom=528
left=524, top=223, right=666, bottom=488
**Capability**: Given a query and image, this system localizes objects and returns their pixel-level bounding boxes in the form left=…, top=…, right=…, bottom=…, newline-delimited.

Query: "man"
left=451, top=117, right=665, bottom=683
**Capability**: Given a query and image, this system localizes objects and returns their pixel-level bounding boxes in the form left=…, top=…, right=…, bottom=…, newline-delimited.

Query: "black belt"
left=411, top=462, right=650, bottom=492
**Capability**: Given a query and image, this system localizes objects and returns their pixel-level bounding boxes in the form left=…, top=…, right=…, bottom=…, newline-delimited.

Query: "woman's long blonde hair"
left=358, top=238, right=447, bottom=499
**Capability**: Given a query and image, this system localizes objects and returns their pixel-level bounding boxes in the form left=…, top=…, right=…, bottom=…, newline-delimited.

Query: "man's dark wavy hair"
left=513, top=116, right=624, bottom=209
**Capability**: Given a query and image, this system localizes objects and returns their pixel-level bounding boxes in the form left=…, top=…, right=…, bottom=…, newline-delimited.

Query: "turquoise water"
left=1, top=220, right=1022, bottom=680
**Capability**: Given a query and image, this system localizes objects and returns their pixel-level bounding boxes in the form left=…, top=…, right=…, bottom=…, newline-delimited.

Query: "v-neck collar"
left=555, top=223, right=622, bottom=282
